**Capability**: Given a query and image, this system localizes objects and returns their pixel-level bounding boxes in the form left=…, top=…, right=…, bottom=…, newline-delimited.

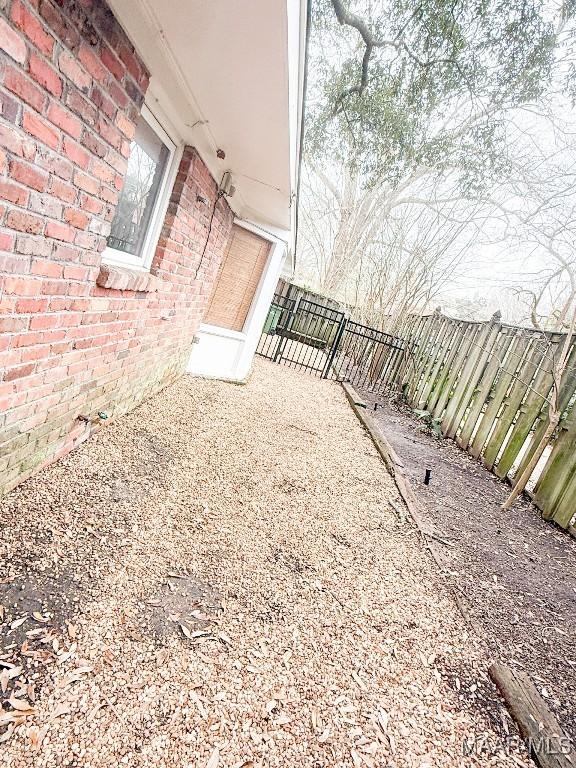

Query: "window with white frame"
left=104, top=105, right=177, bottom=270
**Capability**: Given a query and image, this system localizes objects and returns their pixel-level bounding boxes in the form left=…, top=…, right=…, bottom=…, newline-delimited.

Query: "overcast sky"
left=298, top=2, right=576, bottom=324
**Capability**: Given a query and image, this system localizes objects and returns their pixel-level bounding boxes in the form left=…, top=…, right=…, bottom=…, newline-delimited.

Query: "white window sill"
left=101, top=249, right=151, bottom=273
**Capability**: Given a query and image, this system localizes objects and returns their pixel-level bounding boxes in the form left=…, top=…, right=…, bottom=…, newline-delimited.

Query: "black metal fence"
left=257, top=293, right=406, bottom=391
left=331, top=320, right=406, bottom=391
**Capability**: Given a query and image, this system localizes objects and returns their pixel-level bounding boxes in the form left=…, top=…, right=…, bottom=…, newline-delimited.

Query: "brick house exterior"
left=0, top=0, right=236, bottom=494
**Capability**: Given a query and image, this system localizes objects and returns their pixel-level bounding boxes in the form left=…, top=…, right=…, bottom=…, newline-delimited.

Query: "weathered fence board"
left=468, top=332, right=525, bottom=459
left=511, top=344, right=576, bottom=492
left=536, top=412, right=576, bottom=517
left=444, top=317, right=501, bottom=440
left=494, top=337, right=560, bottom=480
left=414, top=315, right=447, bottom=407
left=427, top=321, right=468, bottom=417
left=434, top=324, right=479, bottom=419
left=549, top=468, right=576, bottom=529
left=406, top=314, right=440, bottom=403
left=458, top=330, right=515, bottom=450
left=482, top=339, right=542, bottom=471
left=417, top=318, right=451, bottom=409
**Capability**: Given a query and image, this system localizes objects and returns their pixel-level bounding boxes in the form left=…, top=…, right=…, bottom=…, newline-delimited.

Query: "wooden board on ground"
left=341, top=382, right=441, bottom=541
left=489, top=662, right=575, bottom=768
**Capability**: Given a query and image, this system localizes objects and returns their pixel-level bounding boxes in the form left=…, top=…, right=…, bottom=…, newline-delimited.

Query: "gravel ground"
left=0, top=359, right=530, bottom=767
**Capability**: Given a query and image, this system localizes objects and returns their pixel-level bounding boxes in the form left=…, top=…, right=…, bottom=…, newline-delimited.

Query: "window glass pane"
left=107, top=116, right=170, bottom=258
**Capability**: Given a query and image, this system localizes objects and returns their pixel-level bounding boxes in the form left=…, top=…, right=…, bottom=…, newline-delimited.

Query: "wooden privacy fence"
left=375, top=311, right=576, bottom=530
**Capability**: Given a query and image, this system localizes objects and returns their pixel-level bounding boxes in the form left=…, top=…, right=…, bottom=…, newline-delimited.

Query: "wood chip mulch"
left=0, top=359, right=531, bottom=767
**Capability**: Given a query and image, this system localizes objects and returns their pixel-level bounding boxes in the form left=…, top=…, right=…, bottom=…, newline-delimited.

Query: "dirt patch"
left=0, top=571, right=81, bottom=736
left=0, top=573, right=79, bottom=641
left=140, top=573, right=222, bottom=642
left=363, top=392, right=576, bottom=740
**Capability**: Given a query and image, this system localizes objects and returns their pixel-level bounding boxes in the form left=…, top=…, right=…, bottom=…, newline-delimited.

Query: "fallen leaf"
left=190, top=610, right=212, bottom=622
left=272, top=687, right=287, bottom=701
left=180, top=624, right=193, bottom=639
left=311, top=707, right=320, bottom=730
left=32, top=613, right=49, bottom=624
left=49, top=702, right=71, bottom=720
left=74, top=665, right=93, bottom=675
left=87, top=702, right=109, bottom=722
left=10, top=617, right=27, bottom=630
left=8, top=697, right=34, bottom=712
left=156, top=648, right=170, bottom=664
left=352, top=671, right=368, bottom=691
left=0, top=712, right=17, bottom=727
left=26, top=628, right=47, bottom=638
left=191, top=690, right=207, bottom=718
left=62, top=666, right=93, bottom=687
left=206, top=746, right=219, bottom=768
left=28, top=725, right=41, bottom=749
left=351, top=749, right=363, bottom=767
left=376, top=708, right=389, bottom=734
left=358, top=752, right=375, bottom=768
left=0, top=666, right=21, bottom=693
left=274, top=714, right=292, bottom=726
left=56, top=643, right=77, bottom=665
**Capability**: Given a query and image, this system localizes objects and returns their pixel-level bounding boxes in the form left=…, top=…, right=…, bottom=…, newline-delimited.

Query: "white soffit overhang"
left=107, top=0, right=305, bottom=233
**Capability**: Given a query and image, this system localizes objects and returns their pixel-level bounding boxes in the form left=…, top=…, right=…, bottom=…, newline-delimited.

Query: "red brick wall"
left=0, top=0, right=234, bottom=494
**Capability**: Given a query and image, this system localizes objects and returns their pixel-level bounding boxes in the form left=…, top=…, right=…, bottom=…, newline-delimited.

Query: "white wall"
left=187, top=224, right=287, bottom=382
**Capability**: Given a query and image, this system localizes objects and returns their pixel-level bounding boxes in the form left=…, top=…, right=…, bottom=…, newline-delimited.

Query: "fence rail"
left=257, top=294, right=404, bottom=386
